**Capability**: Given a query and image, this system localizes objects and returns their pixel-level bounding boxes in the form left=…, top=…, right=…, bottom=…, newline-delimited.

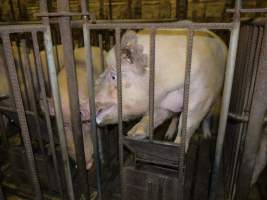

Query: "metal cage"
left=0, top=0, right=266, bottom=200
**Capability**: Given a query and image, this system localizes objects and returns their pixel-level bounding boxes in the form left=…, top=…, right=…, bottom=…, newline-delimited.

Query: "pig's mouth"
left=96, top=105, right=116, bottom=125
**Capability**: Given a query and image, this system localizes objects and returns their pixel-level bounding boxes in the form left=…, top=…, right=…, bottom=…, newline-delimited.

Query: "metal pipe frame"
left=235, top=21, right=267, bottom=200
left=40, top=0, right=76, bottom=199
left=57, top=0, right=90, bottom=199
left=1, top=32, right=43, bottom=200
left=209, top=0, right=241, bottom=199
left=81, top=0, right=103, bottom=198
left=31, top=31, right=63, bottom=197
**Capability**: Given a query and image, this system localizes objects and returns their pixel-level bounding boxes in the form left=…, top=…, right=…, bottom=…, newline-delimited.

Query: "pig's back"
left=137, top=29, right=227, bottom=98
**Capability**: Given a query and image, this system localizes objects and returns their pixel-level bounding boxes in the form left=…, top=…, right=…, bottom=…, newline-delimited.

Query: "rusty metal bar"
left=43, top=26, right=75, bottom=200
left=31, top=31, right=63, bottom=197
left=227, top=8, right=267, bottom=13
left=86, top=22, right=233, bottom=30
left=178, top=29, right=194, bottom=199
left=115, top=28, right=124, bottom=190
left=108, top=0, right=112, bottom=20
left=148, top=29, right=156, bottom=140
left=235, top=22, right=267, bottom=200
left=0, top=24, right=46, bottom=33
left=20, top=39, right=45, bottom=154
left=81, top=0, right=103, bottom=196
left=98, top=34, right=105, bottom=72
left=209, top=1, right=241, bottom=199
left=57, top=0, right=90, bottom=198
left=127, top=0, right=132, bottom=19
left=99, top=0, right=104, bottom=19
left=1, top=32, right=42, bottom=200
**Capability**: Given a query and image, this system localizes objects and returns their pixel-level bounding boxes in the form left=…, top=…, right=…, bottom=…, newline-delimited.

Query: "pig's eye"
left=111, top=74, right=117, bottom=80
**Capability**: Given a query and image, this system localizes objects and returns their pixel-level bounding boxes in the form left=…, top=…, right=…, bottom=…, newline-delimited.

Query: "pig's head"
left=95, top=30, right=149, bottom=125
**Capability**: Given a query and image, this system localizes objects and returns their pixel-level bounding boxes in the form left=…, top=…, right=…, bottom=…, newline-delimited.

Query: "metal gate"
left=223, top=19, right=267, bottom=200
left=0, top=0, right=266, bottom=200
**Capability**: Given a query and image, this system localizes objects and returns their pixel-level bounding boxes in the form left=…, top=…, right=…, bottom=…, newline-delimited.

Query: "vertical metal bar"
left=99, top=0, right=104, bottom=19
left=1, top=32, right=42, bottom=200
left=209, top=1, right=241, bottom=199
left=31, top=31, right=63, bottom=198
left=98, top=34, right=105, bottom=72
left=81, top=0, right=103, bottom=196
left=57, top=0, right=90, bottom=198
left=43, top=27, right=75, bottom=200
left=127, top=0, right=132, bottom=18
left=115, top=28, right=124, bottom=189
left=148, top=29, right=156, bottom=140
left=235, top=22, right=267, bottom=200
left=108, top=0, right=112, bottom=20
left=20, top=39, right=45, bottom=154
left=39, top=1, right=75, bottom=198
left=178, top=29, right=194, bottom=200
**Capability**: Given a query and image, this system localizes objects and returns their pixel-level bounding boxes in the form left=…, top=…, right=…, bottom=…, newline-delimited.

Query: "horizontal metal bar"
left=227, top=8, right=267, bottom=13
left=123, top=136, right=181, bottom=147
left=86, top=21, right=234, bottom=30
left=228, top=112, right=249, bottom=122
left=35, top=11, right=91, bottom=17
left=0, top=24, right=46, bottom=33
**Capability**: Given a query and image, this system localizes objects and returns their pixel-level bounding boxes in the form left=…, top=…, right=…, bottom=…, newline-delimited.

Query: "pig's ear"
left=121, top=30, right=138, bottom=49
left=40, top=97, right=55, bottom=116
left=121, top=30, right=148, bottom=73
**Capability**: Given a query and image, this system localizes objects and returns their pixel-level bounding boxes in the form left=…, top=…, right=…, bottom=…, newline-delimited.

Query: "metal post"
left=81, top=0, right=103, bottom=198
left=178, top=29, right=194, bottom=200
left=115, top=28, right=124, bottom=190
left=148, top=29, right=156, bottom=140
left=57, top=0, right=90, bottom=198
left=1, top=32, right=42, bottom=200
left=40, top=1, right=75, bottom=199
left=209, top=1, right=241, bottom=199
left=31, top=31, right=63, bottom=197
left=20, top=39, right=45, bottom=154
left=235, top=22, right=267, bottom=200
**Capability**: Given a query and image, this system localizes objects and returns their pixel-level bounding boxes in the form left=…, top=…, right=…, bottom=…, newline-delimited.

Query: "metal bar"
left=209, top=1, right=241, bottom=199
left=115, top=28, right=124, bottom=190
left=99, top=0, right=104, bottom=19
left=148, top=29, right=156, bottom=140
left=227, top=8, right=267, bottom=13
left=235, top=22, right=267, bottom=200
left=1, top=32, right=42, bottom=200
left=20, top=39, right=45, bottom=154
left=127, top=0, right=132, bottom=19
left=43, top=27, right=75, bottom=200
left=98, top=34, right=105, bottom=72
left=81, top=0, right=103, bottom=196
left=86, top=22, right=233, bottom=30
left=108, top=0, right=112, bottom=20
left=0, top=25, right=46, bottom=33
left=31, top=31, right=63, bottom=198
left=57, top=0, right=90, bottom=198
left=178, top=29, right=194, bottom=200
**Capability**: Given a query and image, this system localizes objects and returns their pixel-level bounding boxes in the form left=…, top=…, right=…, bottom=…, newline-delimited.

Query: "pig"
left=0, top=44, right=106, bottom=170
left=95, top=28, right=227, bottom=152
left=45, top=46, right=107, bottom=170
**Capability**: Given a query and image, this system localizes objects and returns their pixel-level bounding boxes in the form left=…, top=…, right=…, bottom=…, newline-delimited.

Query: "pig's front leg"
left=127, top=108, right=172, bottom=139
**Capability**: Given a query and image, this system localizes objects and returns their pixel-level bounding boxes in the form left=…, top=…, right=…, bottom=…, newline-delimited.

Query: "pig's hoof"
left=127, top=124, right=147, bottom=139
left=174, top=136, right=182, bottom=144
